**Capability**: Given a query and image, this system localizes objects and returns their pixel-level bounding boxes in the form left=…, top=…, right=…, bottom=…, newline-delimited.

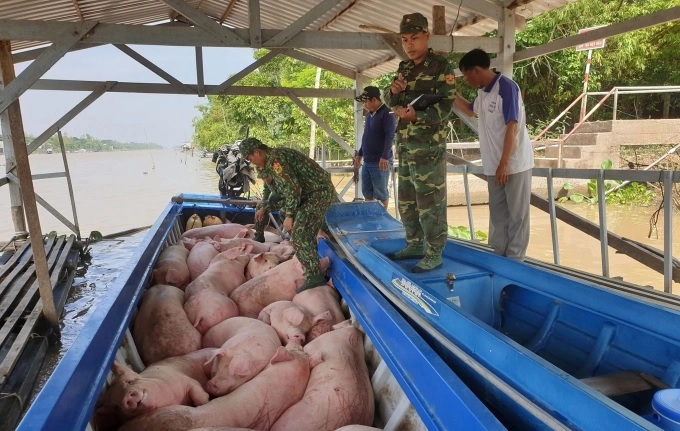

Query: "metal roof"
left=1, top=0, right=577, bottom=78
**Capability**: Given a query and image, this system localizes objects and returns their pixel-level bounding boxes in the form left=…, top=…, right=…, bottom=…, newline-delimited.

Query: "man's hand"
left=254, top=208, right=265, bottom=222
left=495, top=160, right=510, bottom=186
left=353, top=155, right=362, bottom=168
left=379, top=158, right=389, bottom=171
left=390, top=73, right=407, bottom=95
left=283, top=216, right=294, bottom=232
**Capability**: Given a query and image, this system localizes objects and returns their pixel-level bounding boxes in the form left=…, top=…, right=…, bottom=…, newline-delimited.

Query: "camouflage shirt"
left=383, top=49, right=456, bottom=161
left=262, top=147, right=334, bottom=218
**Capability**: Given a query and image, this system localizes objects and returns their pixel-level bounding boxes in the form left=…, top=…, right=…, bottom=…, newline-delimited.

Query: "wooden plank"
left=0, top=236, right=73, bottom=387
left=581, top=371, right=656, bottom=397
left=0, top=236, right=57, bottom=321
left=0, top=239, right=32, bottom=281
left=0, top=236, right=56, bottom=301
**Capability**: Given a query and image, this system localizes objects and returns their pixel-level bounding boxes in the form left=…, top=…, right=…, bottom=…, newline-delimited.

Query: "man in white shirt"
left=454, top=49, right=534, bottom=261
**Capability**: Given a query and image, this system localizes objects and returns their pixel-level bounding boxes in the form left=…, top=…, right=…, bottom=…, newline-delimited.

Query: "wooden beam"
left=30, top=79, right=355, bottom=98
left=195, top=47, right=205, bottom=97
left=0, top=20, right=502, bottom=52
left=214, top=49, right=284, bottom=94
left=159, top=0, right=248, bottom=46
left=263, top=0, right=339, bottom=47
left=515, top=6, right=680, bottom=62
left=218, top=0, right=239, bottom=24
left=499, top=8, right=515, bottom=77
left=248, top=0, right=262, bottom=48
left=0, top=21, right=97, bottom=116
left=0, top=42, right=58, bottom=326
left=114, top=44, right=194, bottom=94
left=285, top=50, right=356, bottom=79
left=282, top=88, right=354, bottom=155
left=71, top=0, right=85, bottom=21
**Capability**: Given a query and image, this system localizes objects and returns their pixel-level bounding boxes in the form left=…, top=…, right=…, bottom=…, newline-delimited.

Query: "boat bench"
left=497, top=284, right=680, bottom=383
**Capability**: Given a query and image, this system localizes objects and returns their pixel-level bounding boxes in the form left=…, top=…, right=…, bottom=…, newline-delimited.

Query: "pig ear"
left=204, top=350, right=225, bottom=368
left=269, top=346, right=294, bottom=364
left=257, top=308, right=272, bottom=324
left=252, top=253, right=264, bottom=263
left=319, top=257, right=330, bottom=271
left=293, top=257, right=304, bottom=272
left=312, top=310, right=332, bottom=326
left=235, top=228, right=249, bottom=239
left=229, top=353, right=254, bottom=377
left=309, top=352, right=324, bottom=368
left=242, top=243, right=254, bottom=255
left=111, top=361, right=134, bottom=379
left=332, top=319, right=353, bottom=330
left=283, top=306, right=305, bottom=326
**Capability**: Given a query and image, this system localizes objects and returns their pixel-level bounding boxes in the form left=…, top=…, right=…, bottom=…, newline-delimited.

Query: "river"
left=1, top=149, right=678, bottom=294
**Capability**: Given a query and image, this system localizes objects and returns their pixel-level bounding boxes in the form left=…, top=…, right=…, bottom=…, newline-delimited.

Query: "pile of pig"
left=94, top=215, right=382, bottom=431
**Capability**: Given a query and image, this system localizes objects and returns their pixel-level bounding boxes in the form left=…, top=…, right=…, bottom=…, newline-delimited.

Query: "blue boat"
left=17, top=194, right=504, bottom=431
left=325, top=201, right=680, bottom=431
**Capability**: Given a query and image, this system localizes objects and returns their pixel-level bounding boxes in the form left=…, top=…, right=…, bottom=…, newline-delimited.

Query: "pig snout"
left=123, top=388, right=145, bottom=411
left=288, top=332, right=305, bottom=346
left=205, top=378, right=232, bottom=397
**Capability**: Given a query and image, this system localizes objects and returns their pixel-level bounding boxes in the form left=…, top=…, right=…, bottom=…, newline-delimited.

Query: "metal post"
left=462, top=166, right=475, bottom=241
left=547, top=169, right=560, bottom=265
left=597, top=169, right=609, bottom=278
left=579, top=49, right=593, bottom=122
left=663, top=170, right=673, bottom=293
left=612, top=87, right=618, bottom=120
left=58, top=130, right=81, bottom=240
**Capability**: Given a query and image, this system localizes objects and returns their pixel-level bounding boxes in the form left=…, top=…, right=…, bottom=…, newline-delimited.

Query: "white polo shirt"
left=472, top=73, right=534, bottom=176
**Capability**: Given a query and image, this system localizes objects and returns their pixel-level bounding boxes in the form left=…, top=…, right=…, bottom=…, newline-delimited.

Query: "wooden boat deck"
left=0, top=234, right=79, bottom=431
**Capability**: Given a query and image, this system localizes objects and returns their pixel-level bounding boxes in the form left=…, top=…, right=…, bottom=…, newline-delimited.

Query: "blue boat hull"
left=326, top=201, right=679, bottom=430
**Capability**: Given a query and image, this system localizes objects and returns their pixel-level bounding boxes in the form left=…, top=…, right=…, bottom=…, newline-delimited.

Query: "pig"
left=334, top=427, right=383, bottom=431
left=218, top=237, right=271, bottom=255
left=186, top=214, right=202, bottom=231
left=186, top=246, right=252, bottom=298
left=187, top=241, right=220, bottom=280
left=118, top=345, right=312, bottom=431
left=258, top=300, right=332, bottom=346
left=202, top=317, right=281, bottom=396
left=184, top=289, right=239, bottom=335
left=293, top=284, right=346, bottom=341
left=270, top=321, right=374, bottom=431
left=203, top=215, right=223, bottom=226
left=151, top=244, right=191, bottom=290
left=94, top=348, right=216, bottom=428
left=188, top=428, right=256, bottom=431
left=245, top=252, right=280, bottom=280
left=263, top=230, right=282, bottom=243
left=268, top=242, right=295, bottom=260
left=133, top=285, right=201, bottom=365
left=181, top=223, right=252, bottom=242
left=230, top=256, right=330, bottom=318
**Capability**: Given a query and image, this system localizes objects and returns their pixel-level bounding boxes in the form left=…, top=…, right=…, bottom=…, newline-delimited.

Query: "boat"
left=325, top=201, right=680, bottom=430
left=17, top=193, right=505, bottom=431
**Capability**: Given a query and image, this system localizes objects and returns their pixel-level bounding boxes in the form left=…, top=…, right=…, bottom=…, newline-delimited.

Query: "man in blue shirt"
left=353, top=86, right=397, bottom=208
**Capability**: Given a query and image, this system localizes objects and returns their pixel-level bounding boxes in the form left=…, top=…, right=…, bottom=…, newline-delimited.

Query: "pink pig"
left=94, top=348, right=216, bottom=429
left=184, top=289, right=239, bottom=335
left=151, top=244, right=190, bottom=289
left=230, top=256, right=330, bottom=318
left=187, top=241, right=220, bottom=281
left=133, top=285, right=201, bottom=365
left=202, top=317, right=281, bottom=396
left=217, top=237, right=271, bottom=254
left=258, top=300, right=332, bottom=346
left=293, top=284, right=346, bottom=341
left=245, top=252, right=281, bottom=280
left=270, top=321, right=374, bottom=431
left=181, top=223, right=252, bottom=241
left=118, top=344, right=312, bottom=431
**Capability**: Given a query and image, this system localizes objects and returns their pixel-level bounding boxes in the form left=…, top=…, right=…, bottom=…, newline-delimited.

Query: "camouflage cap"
left=239, top=137, right=265, bottom=156
left=399, top=12, right=428, bottom=34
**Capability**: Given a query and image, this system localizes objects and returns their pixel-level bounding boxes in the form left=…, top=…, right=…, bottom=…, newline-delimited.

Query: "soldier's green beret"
left=399, top=12, right=428, bottom=34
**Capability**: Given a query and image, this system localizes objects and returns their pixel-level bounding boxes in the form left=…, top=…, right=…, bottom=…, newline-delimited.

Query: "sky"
left=12, top=44, right=256, bottom=148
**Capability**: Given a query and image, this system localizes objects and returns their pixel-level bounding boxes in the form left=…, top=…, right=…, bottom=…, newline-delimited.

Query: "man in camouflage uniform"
left=252, top=170, right=284, bottom=243
left=384, top=12, right=456, bottom=272
left=240, top=137, right=337, bottom=292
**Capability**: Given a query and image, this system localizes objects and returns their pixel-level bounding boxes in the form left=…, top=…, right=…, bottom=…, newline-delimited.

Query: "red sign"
left=576, top=26, right=606, bottom=51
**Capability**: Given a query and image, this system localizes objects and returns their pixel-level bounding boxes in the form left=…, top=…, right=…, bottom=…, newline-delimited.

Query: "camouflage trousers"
left=397, top=155, right=448, bottom=256
left=253, top=208, right=284, bottom=236
left=291, top=189, right=337, bottom=277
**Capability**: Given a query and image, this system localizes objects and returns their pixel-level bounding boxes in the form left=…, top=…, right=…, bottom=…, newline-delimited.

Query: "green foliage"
left=193, top=50, right=355, bottom=155
left=557, top=159, right=653, bottom=205
left=448, top=225, right=488, bottom=242
left=78, top=230, right=103, bottom=265
left=28, top=133, right=162, bottom=154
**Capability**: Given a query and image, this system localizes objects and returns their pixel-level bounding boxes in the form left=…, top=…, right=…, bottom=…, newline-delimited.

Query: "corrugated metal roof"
left=1, top=0, right=577, bottom=77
